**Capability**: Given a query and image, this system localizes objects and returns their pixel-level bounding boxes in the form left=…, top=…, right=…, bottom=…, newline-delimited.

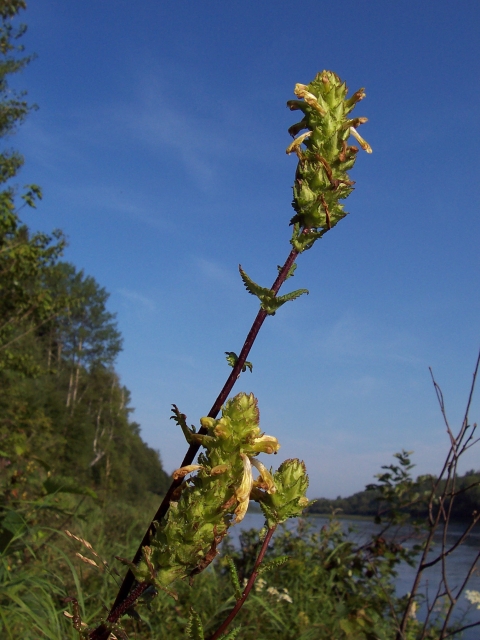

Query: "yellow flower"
left=172, top=464, right=203, bottom=480
left=349, top=126, right=372, bottom=153
left=234, top=454, right=253, bottom=523
left=294, top=83, right=326, bottom=115
left=286, top=131, right=312, bottom=156
left=251, top=434, right=280, bottom=454
left=251, top=457, right=276, bottom=493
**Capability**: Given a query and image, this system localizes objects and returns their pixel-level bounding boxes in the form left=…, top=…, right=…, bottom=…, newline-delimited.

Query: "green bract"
left=125, top=393, right=308, bottom=593
left=287, top=70, right=371, bottom=252
left=255, top=459, right=311, bottom=528
left=239, top=265, right=308, bottom=316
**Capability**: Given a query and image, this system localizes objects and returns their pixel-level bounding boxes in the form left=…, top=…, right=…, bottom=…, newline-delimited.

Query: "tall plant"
left=77, top=70, right=372, bottom=640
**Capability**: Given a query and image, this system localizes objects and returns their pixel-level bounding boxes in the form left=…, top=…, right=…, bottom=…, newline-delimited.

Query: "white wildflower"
left=266, top=585, right=292, bottom=603
left=279, top=588, right=293, bottom=604
left=465, top=590, right=480, bottom=610
left=254, top=577, right=266, bottom=593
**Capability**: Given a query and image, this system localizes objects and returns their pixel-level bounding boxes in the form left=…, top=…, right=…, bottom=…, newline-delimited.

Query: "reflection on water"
left=234, top=512, right=480, bottom=639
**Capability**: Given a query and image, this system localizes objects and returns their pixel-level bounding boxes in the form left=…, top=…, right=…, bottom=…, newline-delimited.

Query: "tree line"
left=308, top=467, right=480, bottom=521
left=0, top=0, right=170, bottom=512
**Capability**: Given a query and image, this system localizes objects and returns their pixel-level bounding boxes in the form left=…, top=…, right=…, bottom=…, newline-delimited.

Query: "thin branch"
left=397, top=351, right=480, bottom=639
left=441, top=619, right=480, bottom=639
left=421, top=513, right=480, bottom=570
left=440, top=548, right=480, bottom=638
left=461, top=350, right=480, bottom=430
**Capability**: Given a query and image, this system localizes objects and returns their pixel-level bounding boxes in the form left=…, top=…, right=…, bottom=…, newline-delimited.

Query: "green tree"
left=0, top=0, right=66, bottom=375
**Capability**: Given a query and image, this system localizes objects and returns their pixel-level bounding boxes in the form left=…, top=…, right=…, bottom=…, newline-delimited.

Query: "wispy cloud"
left=117, top=288, right=156, bottom=310
left=58, top=183, right=172, bottom=233
left=318, top=311, right=424, bottom=365
left=194, top=257, right=238, bottom=288
left=108, top=73, right=233, bottom=190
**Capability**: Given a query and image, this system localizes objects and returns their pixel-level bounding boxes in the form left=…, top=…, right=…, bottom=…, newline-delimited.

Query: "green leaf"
left=0, top=509, right=27, bottom=553
left=239, top=266, right=308, bottom=315
left=43, top=477, right=98, bottom=499
left=290, top=223, right=324, bottom=252
left=277, top=262, right=297, bottom=280
left=239, top=265, right=271, bottom=299
left=225, top=352, right=252, bottom=373
left=226, top=556, right=242, bottom=600
left=171, top=405, right=198, bottom=440
left=275, top=288, right=309, bottom=307
left=21, top=184, right=42, bottom=208
left=257, top=555, right=290, bottom=574
left=186, top=608, right=204, bottom=640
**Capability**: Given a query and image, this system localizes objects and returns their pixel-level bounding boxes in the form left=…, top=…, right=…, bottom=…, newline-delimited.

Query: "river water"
left=235, top=512, right=480, bottom=639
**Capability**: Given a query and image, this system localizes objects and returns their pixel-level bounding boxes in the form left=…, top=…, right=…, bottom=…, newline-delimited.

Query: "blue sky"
left=13, top=0, right=480, bottom=497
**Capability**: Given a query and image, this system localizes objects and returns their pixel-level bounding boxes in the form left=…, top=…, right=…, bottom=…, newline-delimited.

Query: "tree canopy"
left=0, top=0, right=170, bottom=508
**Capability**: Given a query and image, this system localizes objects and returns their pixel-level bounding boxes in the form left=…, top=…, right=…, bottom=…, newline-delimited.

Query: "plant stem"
left=207, top=525, right=277, bottom=640
left=89, top=246, right=299, bottom=639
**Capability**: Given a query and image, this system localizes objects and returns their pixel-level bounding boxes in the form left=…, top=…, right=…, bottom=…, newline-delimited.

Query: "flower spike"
left=288, top=70, right=371, bottom=251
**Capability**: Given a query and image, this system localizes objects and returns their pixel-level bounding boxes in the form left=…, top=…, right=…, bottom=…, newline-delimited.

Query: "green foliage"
left=0, top=0, right=68, bottom=376
left=239, top=265, right=308, bottom=315
left=257, top=459, right=311, bottom=528
left=225, top=352, right=252, bottom=373
left=186, top=608, right=204, bottom=640
left=225, top=556, right=242, bottom=599
left=0, top=465, right=458, bottom=640
left=309, top=452, right=479, bottom=522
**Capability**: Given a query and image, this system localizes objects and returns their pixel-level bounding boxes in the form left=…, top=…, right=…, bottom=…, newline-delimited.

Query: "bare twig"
left=396, top=350, right=480, bottom=640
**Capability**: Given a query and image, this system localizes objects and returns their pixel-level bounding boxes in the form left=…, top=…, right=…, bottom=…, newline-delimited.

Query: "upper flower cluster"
left=287, top=70, right=371, bottom=252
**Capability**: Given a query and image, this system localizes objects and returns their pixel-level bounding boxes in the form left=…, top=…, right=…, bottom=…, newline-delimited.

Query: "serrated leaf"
left=239, top=266, right=308, bottom=315
left=171, top=405, right=197, bottom=442
left=225, top=352, right=237, bottom=367
left=261, top=288, right=308, bottom=315
left=226, top=556, right=242, bottom=600
left=225, top=352, right=253, bottom=373
left=186, top=608, right=204, bottom=640
left=276, top=288, right=309, bottom=306
left=290, top=224, right=324, bottom=252
left=258, top=556, right=290, bottom=574
left=238, top=265, right=271, bottom=299
left=277, top=262, right=297, bottom=280
left=259, top=500, right=277, bottom=528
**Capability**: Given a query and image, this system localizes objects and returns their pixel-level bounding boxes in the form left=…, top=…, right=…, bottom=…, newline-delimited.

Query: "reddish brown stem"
left=89, top=247, right=298, bottom=639
left=88, top=582, right=149, bottom=639
left=207, top=526, right=277, bottom=640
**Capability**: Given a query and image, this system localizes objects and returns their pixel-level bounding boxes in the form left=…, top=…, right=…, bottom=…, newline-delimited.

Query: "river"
left=234, top=512, right=480, bottom=639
